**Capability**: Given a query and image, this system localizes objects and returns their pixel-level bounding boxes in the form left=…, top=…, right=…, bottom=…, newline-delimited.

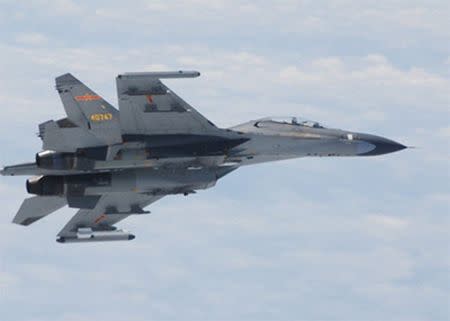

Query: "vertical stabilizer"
left=55, top=73, right=122, bottom=145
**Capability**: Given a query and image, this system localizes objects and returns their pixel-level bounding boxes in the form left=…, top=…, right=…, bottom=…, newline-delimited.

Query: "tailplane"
left=13, top=196, right=67, bottom=226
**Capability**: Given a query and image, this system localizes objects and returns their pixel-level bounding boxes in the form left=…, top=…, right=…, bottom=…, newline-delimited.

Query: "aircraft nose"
left=357, top=134, right=406, bottom=156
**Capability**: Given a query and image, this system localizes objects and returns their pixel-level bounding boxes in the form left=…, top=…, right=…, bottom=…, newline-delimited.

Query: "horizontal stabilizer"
left=13, top=196, right=67, bottom=226
left=1, top=162, right=37, bottom=176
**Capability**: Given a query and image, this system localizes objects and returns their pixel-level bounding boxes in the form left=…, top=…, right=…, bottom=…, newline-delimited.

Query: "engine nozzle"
left=36, top=151, right=76, bottom=170
left=26, top=175, right=64, bottom=196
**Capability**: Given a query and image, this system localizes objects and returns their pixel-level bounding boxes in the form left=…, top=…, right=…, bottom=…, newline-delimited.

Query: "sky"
left=0, top=0, right=449, bottom=320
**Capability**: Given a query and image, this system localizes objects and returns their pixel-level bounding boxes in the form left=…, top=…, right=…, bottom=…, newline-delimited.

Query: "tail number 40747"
left=90, top=113, right=113, bottom=122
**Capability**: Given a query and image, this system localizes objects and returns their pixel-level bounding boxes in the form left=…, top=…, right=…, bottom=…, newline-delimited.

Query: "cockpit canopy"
left=255, top=117, right=324, bottom=129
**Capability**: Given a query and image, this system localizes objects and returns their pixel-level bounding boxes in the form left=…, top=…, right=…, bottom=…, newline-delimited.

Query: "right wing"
left=116, top=71, right=220, bottom=136
left=56, top=192, right=163, bottom=243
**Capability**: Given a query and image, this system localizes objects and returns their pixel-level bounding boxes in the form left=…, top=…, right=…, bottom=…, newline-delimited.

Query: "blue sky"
left=0, top=1, right=449, bottom=320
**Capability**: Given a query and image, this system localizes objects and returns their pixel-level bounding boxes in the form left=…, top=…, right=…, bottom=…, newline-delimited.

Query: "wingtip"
left=0, top=165, right=8, bottom=176
left=119, top=70, right=201, bottom=79
left=56, top=237, right=66, bottom=243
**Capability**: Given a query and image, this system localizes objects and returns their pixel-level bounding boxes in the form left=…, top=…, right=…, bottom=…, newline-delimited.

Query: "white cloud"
left=0, top=271, right=19, bottom=290
left=367, top=214, right=409, bottom=230
left=15, top=32, right=48, bottom=46
left=437, top=126, right=450, bottom=138
left=425, top=193, right=450, bottom=204
left=278, top=55, right=449, bottom=111
left=28, top=0, right=82, bottom=16
left=0, top=1, right=449, bottom=321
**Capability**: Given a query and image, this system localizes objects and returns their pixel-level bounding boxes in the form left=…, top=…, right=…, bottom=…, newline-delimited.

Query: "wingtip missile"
left=57, top=228, right=135, bottom=243
left=119, top=70, right=201, bottom=79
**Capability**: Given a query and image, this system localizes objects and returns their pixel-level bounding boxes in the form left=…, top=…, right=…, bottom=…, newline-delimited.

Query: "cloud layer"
left=0, top=1, right=449, bottom=320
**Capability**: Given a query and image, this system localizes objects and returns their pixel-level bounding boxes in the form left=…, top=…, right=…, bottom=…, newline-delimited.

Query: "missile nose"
left=357, top=134, right=406, bottom=156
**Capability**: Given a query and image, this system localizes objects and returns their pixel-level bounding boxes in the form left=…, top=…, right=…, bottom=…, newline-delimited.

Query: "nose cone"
left=357, top=134, right=406, bottom=156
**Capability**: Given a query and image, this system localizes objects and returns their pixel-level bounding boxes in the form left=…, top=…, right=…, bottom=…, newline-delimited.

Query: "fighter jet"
left=0, top=71, right=406, bottom=243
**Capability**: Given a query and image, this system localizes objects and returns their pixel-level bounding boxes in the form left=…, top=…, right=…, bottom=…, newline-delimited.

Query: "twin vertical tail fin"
left=55, top=73, right=122, bottom=145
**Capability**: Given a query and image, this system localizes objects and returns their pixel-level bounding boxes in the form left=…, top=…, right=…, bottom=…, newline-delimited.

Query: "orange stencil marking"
left=94, top=214, right=107, bottom=224
left=75, top=93, right=101, bottom=102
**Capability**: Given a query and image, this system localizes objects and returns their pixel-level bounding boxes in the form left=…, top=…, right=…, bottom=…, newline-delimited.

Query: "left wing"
left=57, top=192, right=163, bottom=243
left=116, top=71, right=220, bottom=136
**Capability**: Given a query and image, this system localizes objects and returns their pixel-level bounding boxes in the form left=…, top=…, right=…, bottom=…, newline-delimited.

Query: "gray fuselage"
left=1, top=116, right=406, bottom=200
